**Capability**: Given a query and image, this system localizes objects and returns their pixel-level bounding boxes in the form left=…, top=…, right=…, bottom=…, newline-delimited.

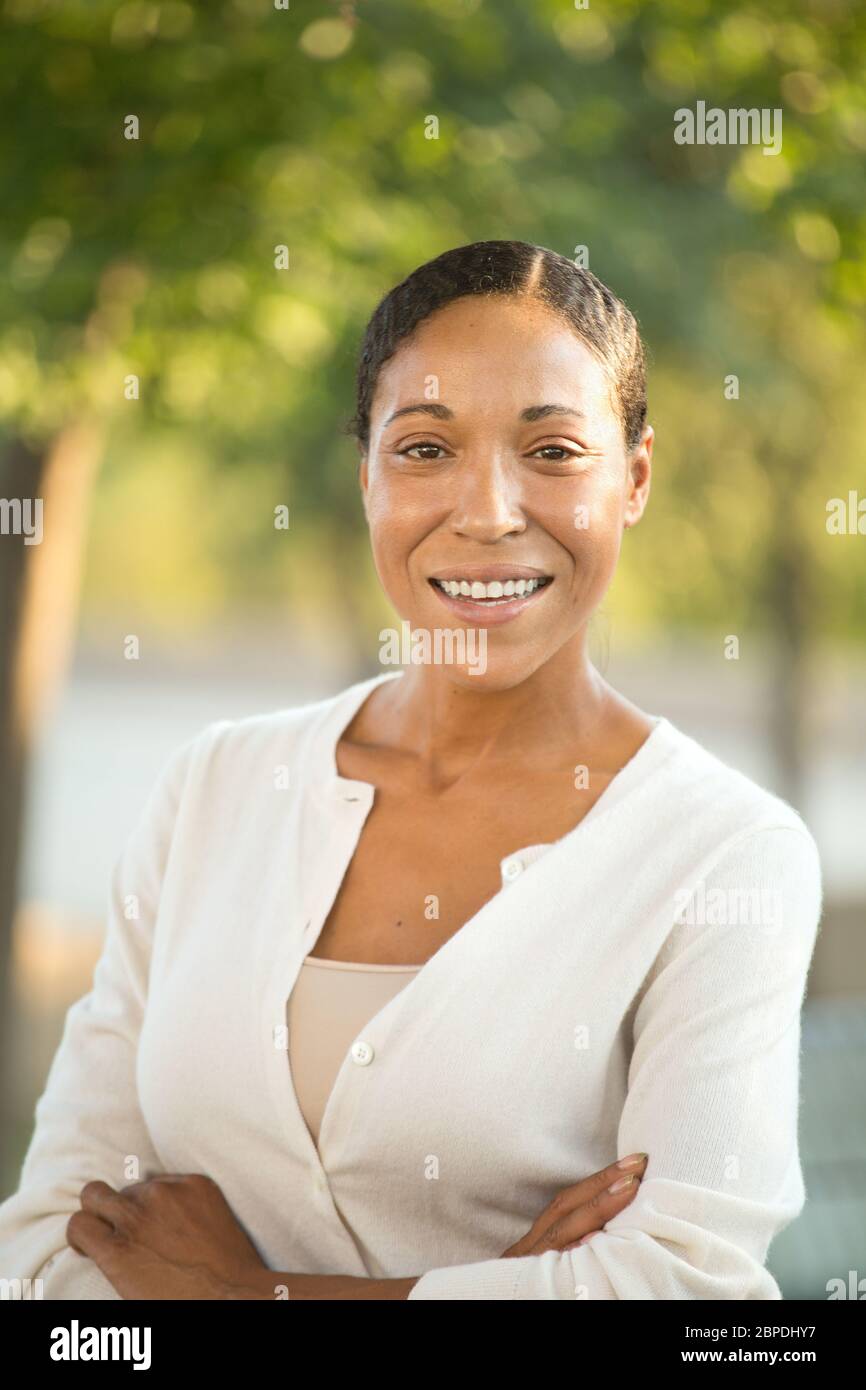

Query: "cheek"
left=365, top=467, right=448, bottom=550
left=366, top=471, right=422, bottom=528
left=364, top=482, right=427, bottom=592
left=576, top=525, right=624, bottom=591
left=573, top=516, right=624, bottom=599
left=364, top=477, right=404, bottom=550
left=541, top=475, right=624, bottom=569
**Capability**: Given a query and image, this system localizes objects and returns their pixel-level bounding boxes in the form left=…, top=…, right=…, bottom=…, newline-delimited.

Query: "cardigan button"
left=502, top=857, right=523, bottom=881
left=351, top=1039, right=375, bottom=1066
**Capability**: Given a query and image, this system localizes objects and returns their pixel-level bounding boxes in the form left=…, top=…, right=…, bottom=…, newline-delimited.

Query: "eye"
left=398, top=441, right=447, bottom=460
left=528, top=445, right=585, bottom=462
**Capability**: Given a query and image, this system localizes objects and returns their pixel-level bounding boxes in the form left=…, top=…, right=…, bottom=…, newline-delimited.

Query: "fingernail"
left=608, top=1173, right=637, bottom=1194
left=616, top=1152, right=648, bottom=1170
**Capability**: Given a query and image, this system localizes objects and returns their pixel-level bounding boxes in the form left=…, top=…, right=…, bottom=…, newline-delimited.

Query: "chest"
left=312, top=760, right=615, bottom=965
left=137, top=738, right=686, bottom=1270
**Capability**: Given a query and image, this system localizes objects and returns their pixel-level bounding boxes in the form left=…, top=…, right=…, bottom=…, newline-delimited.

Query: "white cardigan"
left=0, top=670, right=823, bottom=1300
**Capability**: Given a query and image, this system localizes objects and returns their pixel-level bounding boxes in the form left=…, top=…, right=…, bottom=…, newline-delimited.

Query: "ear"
left=623, top=425, right=653, bottom=531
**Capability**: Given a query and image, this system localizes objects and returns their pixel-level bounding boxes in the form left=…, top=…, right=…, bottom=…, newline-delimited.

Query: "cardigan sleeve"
left=408, top=822, right=823, bottom=1300
left=0, top=727, right=208, bottom=1300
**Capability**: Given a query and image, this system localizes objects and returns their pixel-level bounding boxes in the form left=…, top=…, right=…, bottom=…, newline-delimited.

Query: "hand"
left=66, top=1174, right=268, bottom=1299
left=500, top=1153, right=649, bottom=1257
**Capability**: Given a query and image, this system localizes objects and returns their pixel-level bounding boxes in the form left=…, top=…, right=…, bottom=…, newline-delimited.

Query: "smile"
left=430, top=575, right=552, bottom=604
left=426, top=572, right=554, bottom=625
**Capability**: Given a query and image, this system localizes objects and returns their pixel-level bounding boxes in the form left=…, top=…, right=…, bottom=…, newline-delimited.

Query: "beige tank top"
left=286, top=955, right=422, bottom=1147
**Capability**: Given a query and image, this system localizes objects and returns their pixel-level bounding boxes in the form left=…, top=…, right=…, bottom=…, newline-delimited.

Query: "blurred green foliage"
left=1, top=0, right=864, bottom=642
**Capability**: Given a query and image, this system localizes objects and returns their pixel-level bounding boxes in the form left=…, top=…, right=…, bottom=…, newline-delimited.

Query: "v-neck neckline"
left=285, top=673, right=680, bottom=1168
left=306, top=671, right=680, bottom=961
left=311, top=667, right=676, bottom=822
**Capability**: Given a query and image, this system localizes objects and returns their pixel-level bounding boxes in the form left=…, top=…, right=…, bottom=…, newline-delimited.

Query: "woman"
left=0, top=241, right=822, bottom=1300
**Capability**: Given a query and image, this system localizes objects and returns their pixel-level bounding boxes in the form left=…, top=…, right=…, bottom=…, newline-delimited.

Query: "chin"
left=377, top=606, right=571, bottom=691
left=440, top=667, right=535, bottom=693
left=410, top=648, right=554, bottom=693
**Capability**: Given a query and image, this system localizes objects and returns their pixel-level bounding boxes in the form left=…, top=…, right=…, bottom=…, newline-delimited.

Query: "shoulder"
left=648, top=717, right=821, bottom=882
left=636, top=723, right=824, bottom=981
left=164, top=671, right=397, bottom=794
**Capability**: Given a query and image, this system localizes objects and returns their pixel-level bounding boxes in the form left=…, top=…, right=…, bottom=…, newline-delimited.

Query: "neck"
left=373, top=631, right=611, bottom=781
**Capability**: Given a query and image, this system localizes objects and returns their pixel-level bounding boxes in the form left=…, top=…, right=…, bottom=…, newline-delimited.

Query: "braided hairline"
left=348, top=242, right=646, bottom=455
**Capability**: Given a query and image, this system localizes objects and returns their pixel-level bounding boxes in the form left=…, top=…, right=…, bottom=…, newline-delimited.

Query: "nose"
left=448, top=452, right=526, bottom=543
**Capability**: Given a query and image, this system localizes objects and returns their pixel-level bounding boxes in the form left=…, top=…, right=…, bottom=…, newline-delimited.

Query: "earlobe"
left=625, top=430, right=652, bottom=529
left=624, top=492, right=647, bottom=530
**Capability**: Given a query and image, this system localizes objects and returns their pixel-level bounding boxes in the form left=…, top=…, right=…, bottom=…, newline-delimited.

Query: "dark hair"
left=347, top=240, right=647, bottom=455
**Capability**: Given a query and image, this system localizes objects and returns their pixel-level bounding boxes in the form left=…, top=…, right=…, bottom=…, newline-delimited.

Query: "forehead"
left=372, top=294, right=615, bottom=424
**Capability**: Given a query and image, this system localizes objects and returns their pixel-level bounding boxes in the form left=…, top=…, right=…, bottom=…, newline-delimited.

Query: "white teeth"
left=434, top=577, right=547, bottom=601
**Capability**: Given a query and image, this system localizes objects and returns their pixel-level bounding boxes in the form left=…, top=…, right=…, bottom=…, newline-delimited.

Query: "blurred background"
left=0, top=0, right=864, bottom=1299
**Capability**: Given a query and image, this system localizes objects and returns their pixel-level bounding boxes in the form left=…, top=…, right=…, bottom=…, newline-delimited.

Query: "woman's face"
left=359, top=294, right=653, bottom=690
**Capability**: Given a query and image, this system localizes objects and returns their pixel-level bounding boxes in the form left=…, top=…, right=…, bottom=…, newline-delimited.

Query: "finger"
left=79, top=1180, right=135, bottom=1231
left=506, top=1154, right=648, bottom=1256
left=67, top=1209, right=123, bottom=1260
left=531, top=1170, right=644, bottom=1254
left=553, top=1154, right=649, bottom=1216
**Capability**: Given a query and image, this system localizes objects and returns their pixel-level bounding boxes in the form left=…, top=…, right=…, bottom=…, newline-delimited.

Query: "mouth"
left=429, top=575, right=552, bottom=604
left=426, top=568, right=554, bottom=624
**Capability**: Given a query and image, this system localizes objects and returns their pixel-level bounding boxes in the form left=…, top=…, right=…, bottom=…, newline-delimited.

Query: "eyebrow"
left=519, top=403, right=586, bottom=422
left=384, top=403, right=454, bottom=426
left=383, top=402, right=586, bottom=426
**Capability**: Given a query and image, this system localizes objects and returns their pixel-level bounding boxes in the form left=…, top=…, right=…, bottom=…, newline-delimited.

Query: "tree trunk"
left=0, top=420, right=104, bottom=1182
left=0, top=436, right=46, bottom=1170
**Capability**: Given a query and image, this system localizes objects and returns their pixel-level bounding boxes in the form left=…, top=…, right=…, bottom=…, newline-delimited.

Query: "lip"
left=427, top=563, right=550, bottom=583
left=428, top=575, right=554, bottom=627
